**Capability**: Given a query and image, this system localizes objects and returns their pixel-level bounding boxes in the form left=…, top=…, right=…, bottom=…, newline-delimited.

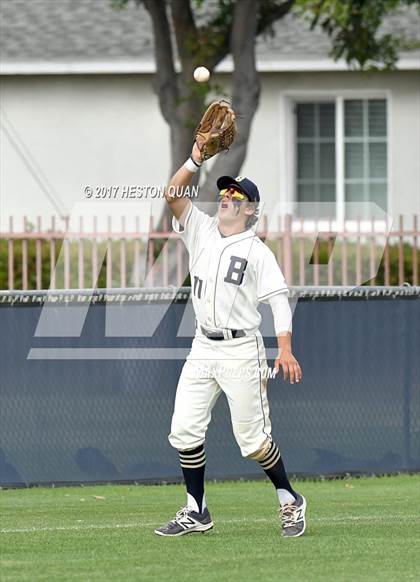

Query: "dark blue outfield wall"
left=0, top=287, right=419, bottom=486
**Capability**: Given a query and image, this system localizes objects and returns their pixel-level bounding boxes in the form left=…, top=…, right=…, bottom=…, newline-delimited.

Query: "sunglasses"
left=218, top=188, right=248, bottom=202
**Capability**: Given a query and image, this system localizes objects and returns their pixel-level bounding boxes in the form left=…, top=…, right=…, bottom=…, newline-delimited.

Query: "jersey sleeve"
left=172, top=201, right=214, bottom=252
left=255, top=245, right=288, bottom=303
left=267, top=292, right=293, bottom=334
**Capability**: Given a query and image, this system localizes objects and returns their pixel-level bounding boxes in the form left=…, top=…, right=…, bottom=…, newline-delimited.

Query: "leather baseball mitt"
left=195, top=100, right=236, bottom=161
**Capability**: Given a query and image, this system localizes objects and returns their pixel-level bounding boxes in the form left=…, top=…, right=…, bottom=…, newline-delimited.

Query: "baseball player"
left=154, top=138, right=305, bottom=538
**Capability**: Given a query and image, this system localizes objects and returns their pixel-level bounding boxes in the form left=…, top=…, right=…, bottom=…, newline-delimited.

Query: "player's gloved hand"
left=194, top=100, right=236, bottom=161
left=274, top=349, right=302, bottom=384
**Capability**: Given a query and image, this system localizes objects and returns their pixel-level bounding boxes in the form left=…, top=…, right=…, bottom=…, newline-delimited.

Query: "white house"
left=0, top=0, right=419, bottom=234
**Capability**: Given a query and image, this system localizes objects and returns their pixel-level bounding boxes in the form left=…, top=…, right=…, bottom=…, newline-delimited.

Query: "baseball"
left=193, top=66, right=210, bottom=83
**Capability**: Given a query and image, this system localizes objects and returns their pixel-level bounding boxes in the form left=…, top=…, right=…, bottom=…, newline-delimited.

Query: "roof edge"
left=0, top=58, right=418, bottom=75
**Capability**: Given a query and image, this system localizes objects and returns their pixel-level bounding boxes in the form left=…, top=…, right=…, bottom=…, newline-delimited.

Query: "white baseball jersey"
left=173, top=202, right=288, bottom=333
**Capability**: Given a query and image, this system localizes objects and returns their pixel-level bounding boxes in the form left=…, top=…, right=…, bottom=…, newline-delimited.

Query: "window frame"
left=279, top=90, right=392, bottom=232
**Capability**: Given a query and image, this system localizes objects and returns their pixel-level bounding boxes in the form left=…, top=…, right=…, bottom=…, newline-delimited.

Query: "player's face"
left=217, top=187, right=251, bottom=226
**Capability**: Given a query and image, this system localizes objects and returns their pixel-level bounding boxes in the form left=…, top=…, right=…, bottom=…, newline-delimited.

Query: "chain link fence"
left=0, top=286, right=419, bottom=485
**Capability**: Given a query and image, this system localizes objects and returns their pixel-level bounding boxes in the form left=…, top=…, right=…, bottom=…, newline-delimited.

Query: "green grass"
left=1, top=475, right=419, bottom=581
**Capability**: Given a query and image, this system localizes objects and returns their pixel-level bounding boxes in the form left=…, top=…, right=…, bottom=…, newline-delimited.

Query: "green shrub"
left=0, top=236, right=418, bottom=290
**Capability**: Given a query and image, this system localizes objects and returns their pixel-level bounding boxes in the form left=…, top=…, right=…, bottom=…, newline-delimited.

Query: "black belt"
left=200, top=326, right=246, bottom=341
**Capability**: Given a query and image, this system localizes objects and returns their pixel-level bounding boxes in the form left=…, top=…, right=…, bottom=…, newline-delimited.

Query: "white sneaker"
left=279, top=493, right=307, bottom=537
left=154, top=506, right=214, bottom=537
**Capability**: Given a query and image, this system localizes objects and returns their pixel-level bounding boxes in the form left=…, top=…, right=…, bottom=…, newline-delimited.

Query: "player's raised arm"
left=164, top=100, right=236, bottom=225
left=164, top=143, right=203, bottom=224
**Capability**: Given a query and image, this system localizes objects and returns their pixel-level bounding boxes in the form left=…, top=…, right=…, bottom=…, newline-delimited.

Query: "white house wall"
left=243, top=71, right=420, bottom=229
left=1, top=70, right=419, bottom=232
left=0, top=74, right=169, bottom=231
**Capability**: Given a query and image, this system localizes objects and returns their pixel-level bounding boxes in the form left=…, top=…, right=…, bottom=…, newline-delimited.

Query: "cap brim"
left=216, top=176, right=248, bottom=197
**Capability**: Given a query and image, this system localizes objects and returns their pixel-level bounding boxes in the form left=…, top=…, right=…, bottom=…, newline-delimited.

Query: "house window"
left=296, top=102, right=336, bottom=218
left=295, top=98, right=387, bottom=220
left=344, top=99, right=387, bottom=219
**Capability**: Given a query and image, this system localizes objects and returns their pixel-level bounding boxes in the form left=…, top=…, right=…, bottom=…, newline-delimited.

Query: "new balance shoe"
left=154, top=506, right=213, bottom=537
left=279, top=493, right=307, bottom=537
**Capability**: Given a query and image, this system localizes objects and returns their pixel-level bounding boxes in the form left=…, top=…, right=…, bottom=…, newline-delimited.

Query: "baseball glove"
left=195, top=100, right=236, bottom=161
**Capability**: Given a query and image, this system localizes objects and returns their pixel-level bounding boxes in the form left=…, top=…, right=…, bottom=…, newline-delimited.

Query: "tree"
left=115, top=0, right=294, bottom=197
left=114, top=0, right=417, bottom=198
left=296, top=0, right=420, bottom=69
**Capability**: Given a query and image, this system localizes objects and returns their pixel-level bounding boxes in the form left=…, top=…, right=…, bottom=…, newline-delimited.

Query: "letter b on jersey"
left=224, top=256, right=248, bottom=286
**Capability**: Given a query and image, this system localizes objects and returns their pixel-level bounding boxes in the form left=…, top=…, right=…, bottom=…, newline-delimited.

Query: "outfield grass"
left=1, top=475, right=419, bottom=581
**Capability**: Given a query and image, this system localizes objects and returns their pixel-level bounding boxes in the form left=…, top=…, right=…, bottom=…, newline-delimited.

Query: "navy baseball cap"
left=217, top=175, right=260, bottom=202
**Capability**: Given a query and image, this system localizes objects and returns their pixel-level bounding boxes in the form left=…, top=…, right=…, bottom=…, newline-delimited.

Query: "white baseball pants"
left=168, top=331, right=272, bottom=457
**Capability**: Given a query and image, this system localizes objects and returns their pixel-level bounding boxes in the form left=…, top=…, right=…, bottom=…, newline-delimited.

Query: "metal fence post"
left=283, top=214, right=293, bottom=284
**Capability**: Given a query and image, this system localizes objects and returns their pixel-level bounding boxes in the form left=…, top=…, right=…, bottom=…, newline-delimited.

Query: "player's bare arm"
left=267, top=290, right=302, bottom=384
left=164, top=143, right=203, bottom=224
left=274, top=332, right=302, bottom=385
